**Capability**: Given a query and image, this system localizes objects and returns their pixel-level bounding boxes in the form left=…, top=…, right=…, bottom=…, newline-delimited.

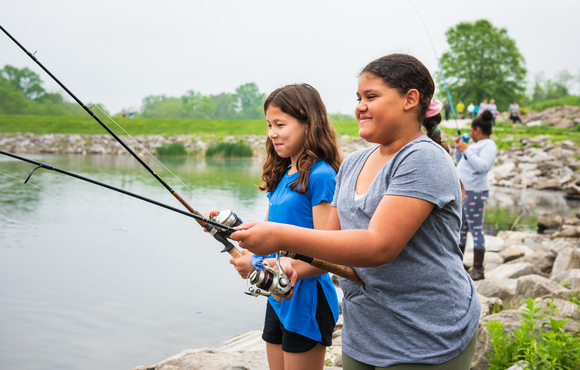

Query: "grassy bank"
left=0, top=114, right=361, bottom=137
left=2, top=114, right=580, bottom=150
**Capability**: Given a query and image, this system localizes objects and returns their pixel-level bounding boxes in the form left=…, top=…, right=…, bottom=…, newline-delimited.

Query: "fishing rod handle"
left=281, top=252, right=364, bottom=285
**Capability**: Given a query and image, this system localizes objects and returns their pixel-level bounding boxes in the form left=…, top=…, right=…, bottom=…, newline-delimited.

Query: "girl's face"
left=266, top=105, right=307, bottom=164
left=355, top=73, right=408, bottom=144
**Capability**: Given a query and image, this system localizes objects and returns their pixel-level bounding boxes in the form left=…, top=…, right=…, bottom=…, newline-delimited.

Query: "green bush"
left=205, top=140, right=253, bottom=158
left=486, top=298, right=580, bottom=370
left=155, top=142, right=187, bottom=156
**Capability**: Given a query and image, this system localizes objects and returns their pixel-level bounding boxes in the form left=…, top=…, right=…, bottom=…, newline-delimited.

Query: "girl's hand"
left=229, top=249, right=254, bottom=279
left=203, top=209, right=220, bottom=232
left=276, top=258, right=296, bottom=300
left=230, top=222, right=281, bottom=256
left=454, top=136, right=468, bottom=152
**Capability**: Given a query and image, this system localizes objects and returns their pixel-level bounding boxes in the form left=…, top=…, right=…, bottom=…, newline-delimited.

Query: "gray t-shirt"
left=332, top=136, right=480, bottom=367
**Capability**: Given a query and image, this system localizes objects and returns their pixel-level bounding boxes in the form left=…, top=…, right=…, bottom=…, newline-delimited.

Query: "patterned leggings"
left=460, top=190, right=489, bottom=250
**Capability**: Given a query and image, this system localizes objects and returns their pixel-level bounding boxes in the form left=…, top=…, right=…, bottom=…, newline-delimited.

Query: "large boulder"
left=550, top=246, right=580, bottom=279
left=514, top=275, right=567, bottom=300
left=477, top=279, right=516, bottom=301
left=552, top=269, right=580, bottom=290
left=506, top=250, right=556, bottom=274
left=485, top=262, right=541, bottom=280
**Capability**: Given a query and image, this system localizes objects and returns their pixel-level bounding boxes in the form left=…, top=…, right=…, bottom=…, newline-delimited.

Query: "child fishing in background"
left=206, top=84, right=342, bottom=370
left=233, top=54, right=480, bottom=370
left=454, top=110, right=498, bottom=281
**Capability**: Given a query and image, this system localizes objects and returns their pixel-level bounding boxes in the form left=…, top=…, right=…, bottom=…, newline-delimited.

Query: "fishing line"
left=407, top=0, right=462, bottom=137
left=0, top=170, right=194, bottom=263
left=93, top=104, right=201, bottom=200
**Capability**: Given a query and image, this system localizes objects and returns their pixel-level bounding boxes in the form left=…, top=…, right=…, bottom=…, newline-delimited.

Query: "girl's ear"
left=403, top=89, right=420, bottom=111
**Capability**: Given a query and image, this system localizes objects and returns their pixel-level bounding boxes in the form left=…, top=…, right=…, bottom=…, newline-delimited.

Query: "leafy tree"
left=530, top=71, right=573, bottom=104
left=437, top=19, right=527, bottom=111
left=181, top=89, right=216, bottom=119
left=235, top=83, right=265, bottom=119
left=0, top=78, right=30, bottom=114
left=0, top=65, right=46, bottom=100
left=211, top=93, right=238, bottom=119
left=141, top=95, right=188, bottom=118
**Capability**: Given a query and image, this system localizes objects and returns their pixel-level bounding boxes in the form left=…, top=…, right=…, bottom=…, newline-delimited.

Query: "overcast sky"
left=1, top=0, right=579, bottom=115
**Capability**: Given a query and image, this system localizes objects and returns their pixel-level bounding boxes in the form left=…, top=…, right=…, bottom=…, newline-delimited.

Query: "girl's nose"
left=356, top=100, right=367, bottom=113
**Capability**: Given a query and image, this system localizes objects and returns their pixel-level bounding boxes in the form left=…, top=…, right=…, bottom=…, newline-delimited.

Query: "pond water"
left=1, top=154, right=579, bottom=370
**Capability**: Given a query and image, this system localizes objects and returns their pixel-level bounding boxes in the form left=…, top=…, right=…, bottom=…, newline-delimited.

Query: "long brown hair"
left=361, top=54, right=449, bottom=153
left=260, top=84, right=342, bottom=194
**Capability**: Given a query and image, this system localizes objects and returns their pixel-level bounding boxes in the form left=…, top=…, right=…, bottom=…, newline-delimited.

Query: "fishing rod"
left=0, top=24, right=241, bottom=257
left=408, top=1, right=470, bottom=143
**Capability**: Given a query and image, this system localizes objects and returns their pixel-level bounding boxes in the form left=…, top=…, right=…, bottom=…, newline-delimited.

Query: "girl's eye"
left=356, top=97, right=361, bottom=102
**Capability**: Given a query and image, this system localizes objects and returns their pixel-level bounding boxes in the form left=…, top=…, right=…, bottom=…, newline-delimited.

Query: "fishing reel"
left=461, top=132, right=470, bottom=143
left=205, top=209, right=242, bottom=238
left=246, top=252, right=292, bottom=298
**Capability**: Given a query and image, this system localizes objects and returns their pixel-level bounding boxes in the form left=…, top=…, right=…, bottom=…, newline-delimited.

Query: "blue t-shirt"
left=332, top=136, right=480, bottom=367
left=259, top=160, right=340, bottom=342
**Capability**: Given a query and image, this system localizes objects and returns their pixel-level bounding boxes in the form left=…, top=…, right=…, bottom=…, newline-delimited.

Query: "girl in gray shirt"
left=233, top=54, right=480, bottom=369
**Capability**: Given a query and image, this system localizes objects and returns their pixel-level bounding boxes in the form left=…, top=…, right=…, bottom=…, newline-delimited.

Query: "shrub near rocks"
left=468, top=228, right=580, bottom=370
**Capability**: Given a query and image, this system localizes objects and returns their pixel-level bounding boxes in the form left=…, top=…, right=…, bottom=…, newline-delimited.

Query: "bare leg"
left=283, top=343, right=327, bottom=370
left=266, top=343, right=285, bottom=370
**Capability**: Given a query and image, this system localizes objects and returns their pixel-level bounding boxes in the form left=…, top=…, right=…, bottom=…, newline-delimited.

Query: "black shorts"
left=262, top=282, right=335, bottom=353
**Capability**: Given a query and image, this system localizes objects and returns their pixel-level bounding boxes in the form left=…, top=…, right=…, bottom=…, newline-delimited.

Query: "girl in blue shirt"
left=208, top=84, right=342, bottom=370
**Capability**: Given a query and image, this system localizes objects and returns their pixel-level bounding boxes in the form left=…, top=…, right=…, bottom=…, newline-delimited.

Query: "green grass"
left=0, top=114, right=360, bottom=138
left=155, top=142, right=188, bottom=156
left=527, top=95, right=580, bottom=111
left=205, top=141, right=253, bottom=158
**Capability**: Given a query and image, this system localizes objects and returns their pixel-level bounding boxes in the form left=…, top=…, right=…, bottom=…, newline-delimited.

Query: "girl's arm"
left=462, top=142, right=497, bottom=173
left=233, top=194, right=435, bottom=267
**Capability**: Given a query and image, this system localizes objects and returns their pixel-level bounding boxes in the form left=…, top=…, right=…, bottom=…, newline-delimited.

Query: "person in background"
left=456, top=100, right=465, bottom=119
left=233, top=54, right=480, bottom=370
left=444, top=100, right=451, bottom=121
left=508, top=100, right=522, bottom=129
left=129, top=109, right=134, bottom=119
left=473, top=103, right=479, bottom=117
left=478, top=98, right=488, bottom=116
left=208, top=84, right=341, bottom=370
left=488, top=99, right=498, bottom=126
left=467, top=102, right=475, bottom=119
left=122, top=108, right=126, bottom=118
left=453, top=110, right=497, bottom=281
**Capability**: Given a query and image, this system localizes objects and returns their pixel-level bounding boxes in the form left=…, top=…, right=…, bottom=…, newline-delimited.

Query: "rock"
left=550, top=247, right=580, bottom=279
left=551, top=226, right=580, bottom=238
left=483, top=252, right=503, bottom=269
left=477, top=279, right=516, bottom=301
left=537, top=216, right=562, bottom=232
left=514, top=275, right=566, bottom=300
left=485, top=262, right=540, bottom=280
left=491, top=161, right=516, bottom=180
left=507, top=250, right=555, bottom=274
left=478, top=294, right=503, bottom=319
left=498, top=244, right=532, bottom=262
left=496, top=231, right=532, bottom=248
left=526, top=120, right=542, bottom=127
left=552, top=269, right=580, bottom=290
